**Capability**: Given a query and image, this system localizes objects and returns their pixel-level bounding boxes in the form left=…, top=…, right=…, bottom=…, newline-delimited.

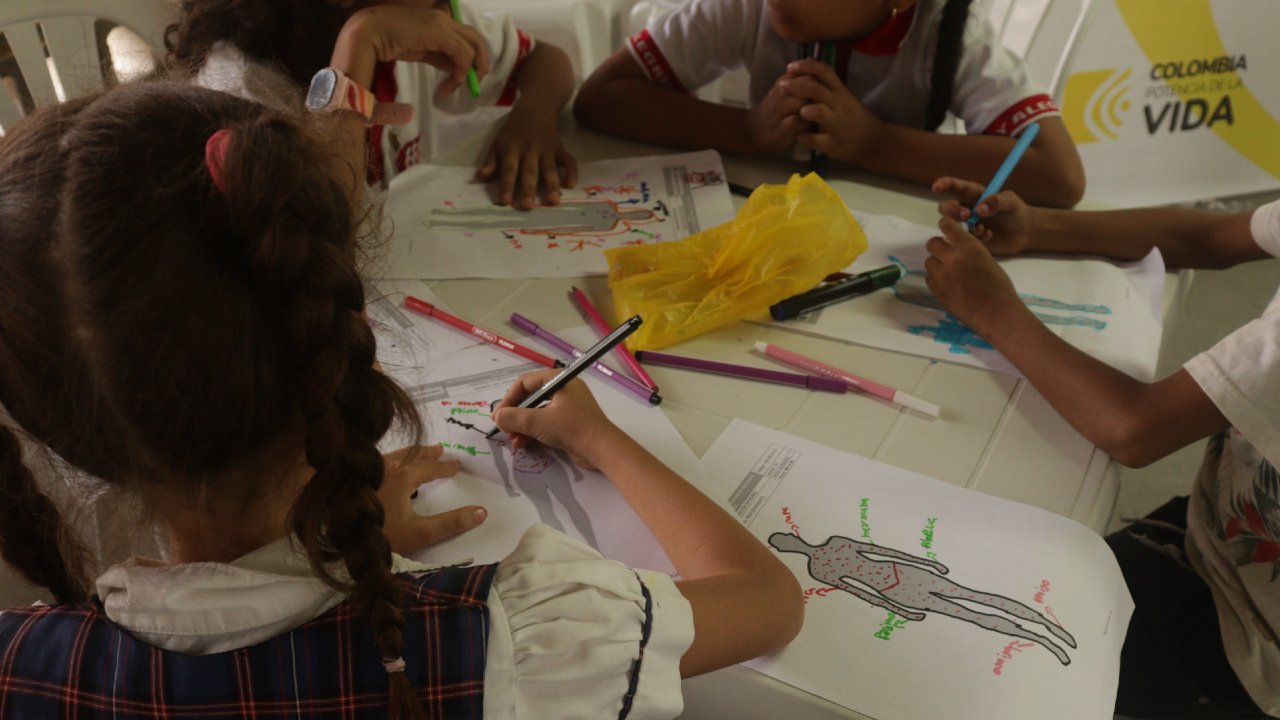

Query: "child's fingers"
left=399, top=506, right=487, bottom=553
left=797, top=102, right=834, bottom=129
left=492, top=404, right=542, bottom=441
left=494, top=369, right=558, bottom=413
left=516, top=153, right=541, bottom=210
left=930, top=176, right=985, bottom=205
left=785, top=59, right=841, bottom=90
left=558, top=150, right=579, bottom=189
left=936, top=197, right=971, bottom=222
left=540, top=155, right=562, bottom=205
left=474, top=151, right=497, bottom=181
left=497, top=151, right=520, bottom=205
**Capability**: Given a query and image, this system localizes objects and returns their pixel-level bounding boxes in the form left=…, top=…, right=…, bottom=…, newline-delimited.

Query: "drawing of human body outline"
left=445, top=412, right=599, bottom=546
left=769, top=532, right=1077, bottom=665
left=885, top=255, right=1113, bottom=355
left=424, top=199, right=664, bottom=239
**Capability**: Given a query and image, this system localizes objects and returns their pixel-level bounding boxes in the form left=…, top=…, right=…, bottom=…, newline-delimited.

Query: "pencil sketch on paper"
left=380, top=150, right=736, bottom=279
left=443, top=407, right=598, bottom=546
left=769, top=531, right=1077, bottom=665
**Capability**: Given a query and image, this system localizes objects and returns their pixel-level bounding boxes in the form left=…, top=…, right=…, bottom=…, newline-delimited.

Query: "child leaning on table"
left=925, top=177, right=1280, bottom=718
left=574, top=0, right=1084, bottom=208
left=167, top=0, right=578, bottom=208
left=0, top=78, right=802, bottom=719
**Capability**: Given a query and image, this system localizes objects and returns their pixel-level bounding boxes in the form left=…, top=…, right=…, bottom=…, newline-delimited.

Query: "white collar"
left=95, top=535, right=453, bottom=655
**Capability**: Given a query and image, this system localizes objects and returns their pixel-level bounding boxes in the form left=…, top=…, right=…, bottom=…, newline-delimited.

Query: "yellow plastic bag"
left=606, top=173, right=867, bottom=350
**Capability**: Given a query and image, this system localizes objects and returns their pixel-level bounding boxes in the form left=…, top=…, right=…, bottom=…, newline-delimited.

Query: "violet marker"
left=633, top=350, right=847, bottom=393
left=510, top=313, right=662, bottom=406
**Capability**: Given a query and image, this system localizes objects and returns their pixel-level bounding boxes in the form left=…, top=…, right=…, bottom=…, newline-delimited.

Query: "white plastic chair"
left=0, top=0, right=175, bottom=134
left=977, top=0, right=1097, bottom=102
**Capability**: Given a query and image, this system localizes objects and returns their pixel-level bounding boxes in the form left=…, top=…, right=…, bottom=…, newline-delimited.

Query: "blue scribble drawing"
left=888, top=256, right=1112, bottom=355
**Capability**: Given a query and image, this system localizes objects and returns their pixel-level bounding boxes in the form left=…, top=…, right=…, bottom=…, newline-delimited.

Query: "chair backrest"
left=0, top=0, right=176, bottom=133
left=976, top=0, right=1096, bottom=102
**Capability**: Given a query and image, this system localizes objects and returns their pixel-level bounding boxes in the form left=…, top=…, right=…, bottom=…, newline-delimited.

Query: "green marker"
left=448, top=0, right=482, bottom=98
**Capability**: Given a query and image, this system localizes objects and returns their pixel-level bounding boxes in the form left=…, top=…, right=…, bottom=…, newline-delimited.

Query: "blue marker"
left=966, top=122, right=1041, bottom=230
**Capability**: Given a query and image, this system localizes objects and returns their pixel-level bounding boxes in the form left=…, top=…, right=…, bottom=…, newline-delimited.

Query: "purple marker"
left=633, top=350, right=848, bottom=393
left=510, top=313, right=662, bottom=406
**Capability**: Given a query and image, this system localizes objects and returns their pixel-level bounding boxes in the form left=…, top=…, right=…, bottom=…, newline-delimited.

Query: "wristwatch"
left=305, top=67, right=414, bottom=126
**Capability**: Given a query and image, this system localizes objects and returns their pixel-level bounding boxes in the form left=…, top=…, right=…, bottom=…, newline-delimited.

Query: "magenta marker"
left=510, top=314, right=662, bottom=406
left=633, top=350, right=847, bottom=393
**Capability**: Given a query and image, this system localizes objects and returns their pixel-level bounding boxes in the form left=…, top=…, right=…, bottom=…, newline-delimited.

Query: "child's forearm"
left=508, top=42, right=574, bottom=121
left=1028, top=206, right=1261, bottom=269
left=978, top=302, right=1228, bottom=467
left=853, top=123, right=1085, bottom=208
left=575, top=75, right=759, bottom=155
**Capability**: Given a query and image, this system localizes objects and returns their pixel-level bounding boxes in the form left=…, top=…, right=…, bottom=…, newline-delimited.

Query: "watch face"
left=306, top=68, right=338, bottom=110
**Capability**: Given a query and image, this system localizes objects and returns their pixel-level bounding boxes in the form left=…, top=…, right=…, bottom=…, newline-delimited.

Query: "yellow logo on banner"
left=1115, top=0, right=1279, bottom=179
left=1064, top=68, right=1132, bottom=144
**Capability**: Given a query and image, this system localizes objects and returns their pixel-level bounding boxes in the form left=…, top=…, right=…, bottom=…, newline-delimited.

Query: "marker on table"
left=966, top=121, right=1041, bottom=230
left=447, top=0, right=483, bottom=98
left=634, top=350, right=847, bottom=394
left=727, top=182, right=755, bottom=198
left=770, top=264, right=902, bottom=320
left=754, top=341, right=941, bottom=418
left=404, top=295, right=561, bottom=369
left=569, top=287, right=658, bottom=391
left=487, top=315, right=643, bottom=438
left=510, top=312, right=662, bottom=406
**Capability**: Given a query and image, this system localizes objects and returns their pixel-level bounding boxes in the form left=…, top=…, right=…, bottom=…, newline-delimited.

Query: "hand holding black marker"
left=485, top=315, right=643, bottom=438
left=770, top=264, right=901, bottom=320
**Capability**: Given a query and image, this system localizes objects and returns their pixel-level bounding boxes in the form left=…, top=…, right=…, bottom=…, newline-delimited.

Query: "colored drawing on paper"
left=381, top=151, right=735, bottom=279
left=888, top=255, right=1113, bottom=356
left=769, top=531, right=1076, bottom=665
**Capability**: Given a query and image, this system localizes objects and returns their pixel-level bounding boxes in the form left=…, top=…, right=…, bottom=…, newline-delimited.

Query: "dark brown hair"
left=0, top=82, right=425, bottom=719
left=165, top=1, right=349, bottom=84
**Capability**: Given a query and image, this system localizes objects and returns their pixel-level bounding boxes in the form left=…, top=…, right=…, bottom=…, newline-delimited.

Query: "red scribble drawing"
left=426, top=199, right=664, bottom=240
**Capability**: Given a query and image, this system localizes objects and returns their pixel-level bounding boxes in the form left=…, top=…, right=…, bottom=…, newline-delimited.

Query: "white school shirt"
left=1183, top=199, right=1280, bottom=715
left=628, top=0, right=1058, bottom=137
left=196, top=2, right=535, bottom=185
left=94, top=524, right=694, bottom=720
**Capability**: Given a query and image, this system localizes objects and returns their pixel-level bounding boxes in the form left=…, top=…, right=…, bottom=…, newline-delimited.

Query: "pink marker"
left=754, top=341, right=941, bottom=418
left=570, top=287, right=658, bottom=391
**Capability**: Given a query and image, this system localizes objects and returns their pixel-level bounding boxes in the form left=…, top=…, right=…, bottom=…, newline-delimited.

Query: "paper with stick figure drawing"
left=367, top=282, right=721, bottom=573
left=703, top=419, right=1133, bottom=720
left=378, top=151, right=734, bottom=279
left=761, top=209, right=1164, bottom=381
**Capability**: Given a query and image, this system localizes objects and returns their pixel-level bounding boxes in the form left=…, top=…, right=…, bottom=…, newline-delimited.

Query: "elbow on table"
left=572, top=77, right=611, bottom=130
left=1035, top=163, right=1086, bottom=209
left=1095, top=417, right=1167, bottom=469
left=761, top=559, right=805, bottom=650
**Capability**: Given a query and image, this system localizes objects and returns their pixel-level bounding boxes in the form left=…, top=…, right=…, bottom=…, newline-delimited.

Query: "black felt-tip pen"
left=769, top=265, right=902, bottom=320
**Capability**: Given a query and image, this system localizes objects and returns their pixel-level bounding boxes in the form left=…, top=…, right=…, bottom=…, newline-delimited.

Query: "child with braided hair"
left=574, top=0, right=1084, bottom=207
left=0, top=76, right=802, bottom=718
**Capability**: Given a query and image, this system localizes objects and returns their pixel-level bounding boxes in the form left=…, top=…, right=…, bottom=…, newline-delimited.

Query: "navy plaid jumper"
left=0, top=564, right=497, bottom=719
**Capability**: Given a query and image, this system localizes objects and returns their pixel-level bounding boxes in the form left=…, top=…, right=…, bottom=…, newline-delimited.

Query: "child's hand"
left=490, top=371, right=622, bottom=471
left=932, top=177, right=1033, bottom=256
left=378, top=445, right=486, bottom=556
left=924, top=216, right=1022, bottom=339
left=744, top=74, right=807, bottom=156
left=345, top=5, right=491, bottom=97
left=476, top=107, right=579, bottom=210
left=784, top=59, right=883, bottom=164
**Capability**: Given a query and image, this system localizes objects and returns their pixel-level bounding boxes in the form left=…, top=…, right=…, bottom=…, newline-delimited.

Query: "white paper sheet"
left=378, top=151, right=735, bottom=279
left=703, top=419, right=1134, bottom=720
left=367, top=282, right=719, bottom=573
left=766, top=210, right=1165, bottom=381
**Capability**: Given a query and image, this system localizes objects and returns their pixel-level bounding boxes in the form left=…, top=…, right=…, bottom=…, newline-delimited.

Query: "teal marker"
left=448, top=0, right=482, bottom=98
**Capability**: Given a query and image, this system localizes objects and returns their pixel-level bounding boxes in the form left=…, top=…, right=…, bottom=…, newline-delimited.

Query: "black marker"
left=769, top=265, right=901, bottom=320
left=485, top=315, right=644, bottom=438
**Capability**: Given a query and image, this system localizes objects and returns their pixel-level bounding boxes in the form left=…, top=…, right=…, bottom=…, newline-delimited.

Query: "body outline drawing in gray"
left=446, top=411, right=599, bottom=547
left=769, top=532, right=1077, bottom=665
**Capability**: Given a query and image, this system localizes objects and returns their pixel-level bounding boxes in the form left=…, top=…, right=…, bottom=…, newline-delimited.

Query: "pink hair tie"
left=204, top=128, right=233, bottom=194
left=382, top=657, right=406, bottom=674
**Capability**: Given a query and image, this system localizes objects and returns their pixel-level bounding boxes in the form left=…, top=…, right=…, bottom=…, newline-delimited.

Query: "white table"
left=399, top=122, right=1139, bottom=720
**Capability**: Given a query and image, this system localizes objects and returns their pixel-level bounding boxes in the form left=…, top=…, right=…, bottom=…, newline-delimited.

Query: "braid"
left=924, top=0, right=974, bottom=131
left=0, top=425, right=89, bottom=604
left=219, top=117, right=425, bottom=719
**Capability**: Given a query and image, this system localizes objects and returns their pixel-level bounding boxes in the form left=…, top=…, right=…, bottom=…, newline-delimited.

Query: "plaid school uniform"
left=0, top=564, right=497, bottom=719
